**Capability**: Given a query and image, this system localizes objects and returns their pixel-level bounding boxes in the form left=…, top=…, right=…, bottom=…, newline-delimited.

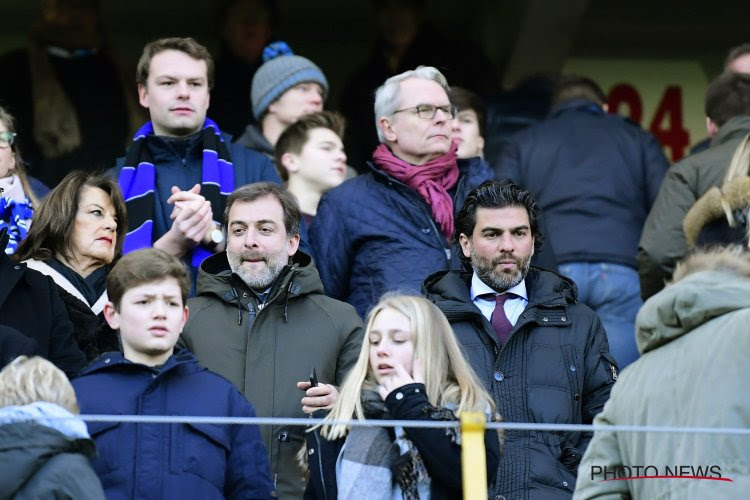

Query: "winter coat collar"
left=235, top=123, right=274, bottom=158
left=424, top=266, right=577, bottom=319
left=636, top=270, right=750, bottom=354
left=710, top=115, right=750, bottom=148
left=78, top=349, right=200, bottom=378
left=548, top=98, right=605, bottom=118
left=22, top=259, right=108, bottom=314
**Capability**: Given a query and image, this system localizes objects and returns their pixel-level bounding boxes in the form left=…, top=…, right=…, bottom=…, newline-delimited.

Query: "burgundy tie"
left=491, top=294, right=513, bottom=344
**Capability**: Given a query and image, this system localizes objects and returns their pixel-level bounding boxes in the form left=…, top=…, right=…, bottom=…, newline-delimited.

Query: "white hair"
left=373, top=66, right=450, bottom=143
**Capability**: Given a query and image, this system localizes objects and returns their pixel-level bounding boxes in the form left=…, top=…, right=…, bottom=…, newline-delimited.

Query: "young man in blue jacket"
left=72, top=248, right=273, bottom=500
left=109, top=37, right=281, bottom=290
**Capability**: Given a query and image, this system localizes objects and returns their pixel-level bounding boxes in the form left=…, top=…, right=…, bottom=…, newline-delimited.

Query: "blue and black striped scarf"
left=118, top=119, right=234, bottom=267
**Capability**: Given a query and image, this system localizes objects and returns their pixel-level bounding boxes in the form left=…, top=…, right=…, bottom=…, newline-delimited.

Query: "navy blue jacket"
left=494, top=99, right=669, bottom=268
left=310, top=157, right=493, bottom=317
left=72, top=350, right=273, bottom=500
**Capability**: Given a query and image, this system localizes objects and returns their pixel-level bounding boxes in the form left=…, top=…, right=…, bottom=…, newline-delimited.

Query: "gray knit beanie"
left=251, top=41, right=329, bottom=120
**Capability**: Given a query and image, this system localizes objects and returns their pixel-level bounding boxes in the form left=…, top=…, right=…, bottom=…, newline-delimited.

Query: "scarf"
left=372, top=142, right=459, bottom=241
left=337, top=390, right=431, bottom=500
left=118, top=119, right=234, bottom=268
left=0, top=176, right=33, bottom=255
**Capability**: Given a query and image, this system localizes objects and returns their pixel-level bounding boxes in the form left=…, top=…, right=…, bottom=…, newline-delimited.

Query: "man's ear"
left=458, top=233, right=472, bottom=258
left=137, top=83, right=149, bottom=109
left=378, top=116, right=398, bottom=143
left=288, top=233, right=301, bottom=256
left=103, top=302, right=119, bottom=330
left=281, top=152, right=299, bottom=174
left=706, top=117, right=719, bottom=138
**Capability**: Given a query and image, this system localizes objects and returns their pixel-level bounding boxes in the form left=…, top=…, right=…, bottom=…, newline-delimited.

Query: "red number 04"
left=607, top=83, right=690, bottom=161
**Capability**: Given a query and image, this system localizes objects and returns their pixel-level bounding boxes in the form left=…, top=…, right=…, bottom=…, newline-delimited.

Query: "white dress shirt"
left=470, top=272, right=528, bottom=326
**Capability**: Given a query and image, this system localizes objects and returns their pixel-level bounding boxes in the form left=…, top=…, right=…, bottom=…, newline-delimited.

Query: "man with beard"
left=178, top=182, right=364, bottom=499
left=423, top=180, right=616, bottom=500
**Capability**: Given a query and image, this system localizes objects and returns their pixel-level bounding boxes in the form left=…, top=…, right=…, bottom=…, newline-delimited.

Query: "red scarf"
left=372, top=142, right=459, bottom=241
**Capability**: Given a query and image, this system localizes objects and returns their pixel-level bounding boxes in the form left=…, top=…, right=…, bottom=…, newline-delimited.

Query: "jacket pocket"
left=88, top=420, right=123, bottom=474
left=170, top=422, right=231, bottom=490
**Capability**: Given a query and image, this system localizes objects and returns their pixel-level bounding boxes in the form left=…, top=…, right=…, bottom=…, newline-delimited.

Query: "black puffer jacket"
left=0, top=422, right=104, bottom=499
left=304, top=384, right=501, bottom=500
left=424, top=267, right=617, bottom=500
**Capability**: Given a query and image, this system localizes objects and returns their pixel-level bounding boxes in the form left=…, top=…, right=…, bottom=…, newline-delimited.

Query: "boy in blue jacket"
left=72, top=248, right=273, bottom=500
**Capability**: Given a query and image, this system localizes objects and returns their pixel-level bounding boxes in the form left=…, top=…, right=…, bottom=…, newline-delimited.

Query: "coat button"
left=421, top=228, right=430, bottom=234
left=14, top=265, right=20, bottom=270
left=561, top=316, right=567, bottom=321
left=569, top=365, right=576, bottom=372
left=493, top=371, right=504, bottom=382
left=562, top=481, right=568, bottom=487
left=573, top=393, right=580, bottom=401
left=395, top=392, right=404, bottom=400
left=308, top=448, right=315, bottom=456
left=542, top=317, right=549, bottom=322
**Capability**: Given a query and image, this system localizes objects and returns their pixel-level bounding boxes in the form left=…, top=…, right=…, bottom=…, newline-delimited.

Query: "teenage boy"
left=72, top=248, right=273, bottom=500
left=275, top=111, right=347, bottom=225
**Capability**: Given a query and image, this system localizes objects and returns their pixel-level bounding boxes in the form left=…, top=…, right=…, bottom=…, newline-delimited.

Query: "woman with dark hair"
left=15, top=171, right=127, bottom=360
left=0, top=106, right=48, bottom=255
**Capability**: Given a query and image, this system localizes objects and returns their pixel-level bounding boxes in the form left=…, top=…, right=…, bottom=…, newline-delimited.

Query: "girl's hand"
left=377, top=358, right=424, bottom=400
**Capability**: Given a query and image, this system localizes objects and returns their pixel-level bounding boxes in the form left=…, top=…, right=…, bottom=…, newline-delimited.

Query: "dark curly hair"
left=454, top=180, right=544, bottom=262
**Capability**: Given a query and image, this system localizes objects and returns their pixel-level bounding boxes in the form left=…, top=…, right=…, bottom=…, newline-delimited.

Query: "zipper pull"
left=445, top=248, right=451, bottom=260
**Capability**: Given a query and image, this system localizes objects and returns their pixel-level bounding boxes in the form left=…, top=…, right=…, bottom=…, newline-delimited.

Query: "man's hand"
left=153, top=184, right=213, bottom=257
left=377, top=358, right=424, bottom=401
left=297, top=381, right=339, bottom=414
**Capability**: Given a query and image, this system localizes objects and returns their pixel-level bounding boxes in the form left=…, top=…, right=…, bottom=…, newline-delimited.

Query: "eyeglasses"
left=392, top=104, right=458, bottom=120
left=0, top=131, right=16, bottom=149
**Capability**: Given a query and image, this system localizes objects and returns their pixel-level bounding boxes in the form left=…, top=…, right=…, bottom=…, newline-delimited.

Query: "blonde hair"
left=0, top=356, right=79, bottom=413
left=320, top=294, right=496, bottom=440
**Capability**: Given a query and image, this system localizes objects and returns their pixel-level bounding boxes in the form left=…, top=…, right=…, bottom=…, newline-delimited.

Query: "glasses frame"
left=0, top=131, right=16, bottom=149
left=392, top=104, right=458, bottom=120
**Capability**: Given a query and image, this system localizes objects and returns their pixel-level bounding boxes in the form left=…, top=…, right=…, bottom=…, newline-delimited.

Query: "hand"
left=297, top=381, right=339, bottom=414
left=377, top=358, right=424, bottom=401
left=164, top=184, right=213, bottom=250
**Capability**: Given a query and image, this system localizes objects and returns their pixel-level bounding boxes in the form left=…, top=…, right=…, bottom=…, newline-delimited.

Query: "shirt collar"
left=470, top=272, right=528, bottom=301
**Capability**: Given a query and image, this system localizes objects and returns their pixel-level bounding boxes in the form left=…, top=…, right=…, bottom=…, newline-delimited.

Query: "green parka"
left=574, top=270, right=750, bottom=499
left=179, top=251, right=364, bottom=500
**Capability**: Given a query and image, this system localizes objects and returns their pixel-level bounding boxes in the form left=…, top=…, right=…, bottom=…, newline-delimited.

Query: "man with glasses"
left=310, top=66, right=493, bottom=317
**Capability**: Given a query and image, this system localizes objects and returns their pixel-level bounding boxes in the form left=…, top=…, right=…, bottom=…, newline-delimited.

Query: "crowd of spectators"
left=3, top=1, right=750, bottom=498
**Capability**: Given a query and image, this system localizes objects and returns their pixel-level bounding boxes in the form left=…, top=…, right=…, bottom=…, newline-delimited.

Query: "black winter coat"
left=0, top=229, right=86, bottom=377
left=310, top=157, right=493, bottom=318
left=0, top=422, right=105, bottom=499
left=424, top=267, right=617, bottom=500
left=304, top=383, right=501, bottom=500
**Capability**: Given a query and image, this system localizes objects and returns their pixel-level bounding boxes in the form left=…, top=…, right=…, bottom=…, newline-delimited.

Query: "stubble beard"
left=471, top=248, right=531, bottom=292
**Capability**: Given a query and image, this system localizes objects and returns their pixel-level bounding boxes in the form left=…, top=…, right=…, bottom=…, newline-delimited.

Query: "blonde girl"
left=305, top=293, right=501, bottom=500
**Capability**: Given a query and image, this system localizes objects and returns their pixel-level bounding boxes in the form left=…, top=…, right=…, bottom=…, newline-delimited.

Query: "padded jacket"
left=72, top=350, right=273, bottom=500
left=179, top=250, right=364, bottom=500
left=310, top=156, right=493, bottom=318
left=424, top=267, right=617, bottom=499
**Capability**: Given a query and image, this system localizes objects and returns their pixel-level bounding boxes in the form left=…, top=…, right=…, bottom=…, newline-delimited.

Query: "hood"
left=424, top=266, right=577, bottom=319
left=0, top=402, right=89, bottom=441
left=0, top=419, right=96, bottom=494
left=636, top=270, right=750, bottom=354
left=236, top=123, right=274, bottom=156
left=195, top=249, right=324, bottom=304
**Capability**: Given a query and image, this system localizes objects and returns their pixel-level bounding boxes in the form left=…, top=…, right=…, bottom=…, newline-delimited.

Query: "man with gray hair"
left=310, top=66, right=493, bottom=317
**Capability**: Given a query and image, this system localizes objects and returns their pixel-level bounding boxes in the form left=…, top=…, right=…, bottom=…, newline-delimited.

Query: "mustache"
left=491, top=253, right=520, bottom=266
left=236, top=251, right=267, bottom=262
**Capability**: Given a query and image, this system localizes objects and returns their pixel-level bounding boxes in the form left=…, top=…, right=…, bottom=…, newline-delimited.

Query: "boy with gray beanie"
left=235, top=41, right=328, bottom=159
